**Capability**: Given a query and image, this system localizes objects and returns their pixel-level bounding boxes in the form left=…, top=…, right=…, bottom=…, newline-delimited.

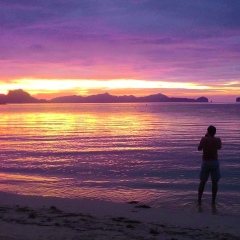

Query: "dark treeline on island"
left=0, top=89, right=209, bottom=104
left=236, top=97, right=240, bottom=102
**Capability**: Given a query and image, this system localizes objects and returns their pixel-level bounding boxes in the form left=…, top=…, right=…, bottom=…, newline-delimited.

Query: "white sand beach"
left=0, top=191, right=240, bottom=240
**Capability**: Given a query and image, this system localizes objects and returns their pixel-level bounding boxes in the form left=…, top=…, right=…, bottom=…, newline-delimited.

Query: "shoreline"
left=1, top=191, right=240, bottom=239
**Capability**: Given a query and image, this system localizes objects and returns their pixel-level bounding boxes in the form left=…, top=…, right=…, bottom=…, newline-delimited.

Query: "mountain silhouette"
left=1, top=89, right=208, bottom=104
left=50, top=92, right=208, bottom=103
left=237, top=97, right=240, bottom=102
left=1, top=89, right=47, bottom=103
left=0, top=94, right=7, bottom=104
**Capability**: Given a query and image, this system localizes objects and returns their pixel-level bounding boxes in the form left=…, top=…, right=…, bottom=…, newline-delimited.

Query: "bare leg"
left=212, top=181, right=218, bottom=205
left=198, top=181, right=206, bottom=205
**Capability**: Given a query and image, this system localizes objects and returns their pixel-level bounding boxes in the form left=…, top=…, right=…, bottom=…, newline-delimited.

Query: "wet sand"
left=0, top=191, right=240, bottom=240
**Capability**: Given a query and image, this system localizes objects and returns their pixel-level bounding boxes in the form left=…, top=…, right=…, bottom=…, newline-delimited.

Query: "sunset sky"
left=0, top=0, right=240, bottom=102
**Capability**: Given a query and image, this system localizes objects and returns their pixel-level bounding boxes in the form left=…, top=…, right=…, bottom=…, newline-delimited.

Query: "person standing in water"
left=198, top=125, right=222, bottom=205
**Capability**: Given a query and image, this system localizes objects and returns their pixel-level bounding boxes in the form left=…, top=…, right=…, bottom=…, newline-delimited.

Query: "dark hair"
left=207, top=125, right=216, bottom=136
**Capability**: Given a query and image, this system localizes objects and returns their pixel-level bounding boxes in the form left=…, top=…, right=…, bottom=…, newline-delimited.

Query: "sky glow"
left=0, top=0, right=240, bottom=102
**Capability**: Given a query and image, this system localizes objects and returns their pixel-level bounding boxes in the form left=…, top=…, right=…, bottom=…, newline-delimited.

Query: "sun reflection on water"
left=0, top=103, right=240, bottom=216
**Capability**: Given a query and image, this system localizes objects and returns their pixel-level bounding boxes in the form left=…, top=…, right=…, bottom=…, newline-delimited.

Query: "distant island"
left=0, top=89, right=208, bottom=104
left=0, top=89, right=47, bottom=104
left=236, top=97, right=240, bottom=102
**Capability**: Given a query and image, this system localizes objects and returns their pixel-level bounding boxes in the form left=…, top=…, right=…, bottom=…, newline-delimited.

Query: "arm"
left=198, top=138, right=203, bottom=151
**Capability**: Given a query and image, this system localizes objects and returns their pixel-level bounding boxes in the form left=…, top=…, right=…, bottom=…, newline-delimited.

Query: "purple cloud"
left=0, top=0, right=240, bottom=90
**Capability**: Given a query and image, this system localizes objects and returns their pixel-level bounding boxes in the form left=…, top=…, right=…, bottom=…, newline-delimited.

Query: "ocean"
left=0, top=103, right=239, bottom=216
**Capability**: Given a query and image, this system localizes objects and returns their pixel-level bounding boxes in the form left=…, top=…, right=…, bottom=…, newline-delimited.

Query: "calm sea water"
left=0, top=103, right=239, bottom=216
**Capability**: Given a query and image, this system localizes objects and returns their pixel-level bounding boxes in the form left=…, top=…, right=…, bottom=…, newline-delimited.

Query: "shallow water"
left=0, top=103, right=239, bottom=216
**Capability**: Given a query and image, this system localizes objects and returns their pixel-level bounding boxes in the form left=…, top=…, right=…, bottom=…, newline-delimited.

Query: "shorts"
left=200, top=161, right=220, bottom=183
